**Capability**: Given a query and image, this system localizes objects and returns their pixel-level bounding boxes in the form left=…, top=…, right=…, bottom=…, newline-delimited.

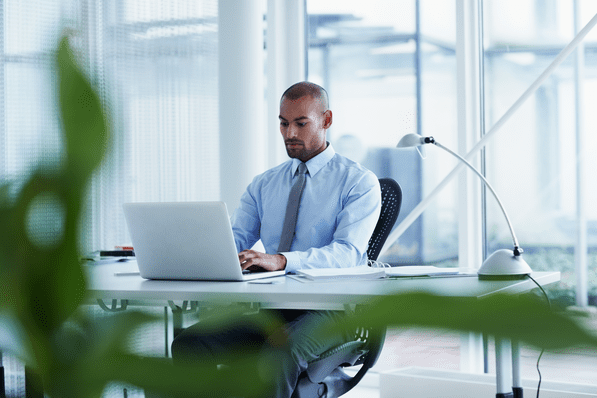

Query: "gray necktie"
left=277, top=162, right=308, bottom=252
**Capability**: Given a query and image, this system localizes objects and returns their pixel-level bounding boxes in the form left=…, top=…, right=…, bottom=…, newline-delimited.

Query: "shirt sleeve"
left=230, top=181, right=261, bottom=253
left=281, top=171, right=381, bottom=273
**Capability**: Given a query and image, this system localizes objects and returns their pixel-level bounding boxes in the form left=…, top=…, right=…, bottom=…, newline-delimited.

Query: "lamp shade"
left=396, top=133, right=426, bottom=148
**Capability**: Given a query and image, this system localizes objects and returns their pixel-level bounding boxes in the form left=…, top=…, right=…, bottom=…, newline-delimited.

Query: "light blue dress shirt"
left=231, top=144, right=381, bottom=274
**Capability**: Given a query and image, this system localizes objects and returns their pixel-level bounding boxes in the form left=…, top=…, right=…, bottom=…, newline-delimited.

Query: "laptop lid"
left=123, top=201, right=284, bottom=281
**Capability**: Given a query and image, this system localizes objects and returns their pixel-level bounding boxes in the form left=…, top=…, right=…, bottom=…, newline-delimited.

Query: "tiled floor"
left=345, top=320, right=597, bottom=398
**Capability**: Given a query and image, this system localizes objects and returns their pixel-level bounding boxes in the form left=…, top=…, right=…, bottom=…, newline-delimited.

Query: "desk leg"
left=171, top=305, right=184, bottom=339
left=168, top=301, right=198, bottom=340
left=0, top=352, right=42, bottom=398
left=495, top=337, right=514, bottom=398
left=164, top=307, right=169, bottom=357
left=483, top=333, right=490, bottom=373
left=512, top=340, right=523, bottom=398
left=1, top=351, right=5, bottom=398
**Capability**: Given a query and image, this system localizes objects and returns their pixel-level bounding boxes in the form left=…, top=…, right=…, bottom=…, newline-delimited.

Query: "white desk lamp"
left=397, top=133, right=532, bottom=280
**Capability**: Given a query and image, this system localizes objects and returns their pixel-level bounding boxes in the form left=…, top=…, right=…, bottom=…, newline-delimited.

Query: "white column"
left=574, top=0, right=588, bottom=307
left=456, top=0, right=482, bottom=278
left=456, top=0, right=484, bottom=374
left=266, top=0, right=306, bottom=169
left=219, top=0, right=265, bottom=212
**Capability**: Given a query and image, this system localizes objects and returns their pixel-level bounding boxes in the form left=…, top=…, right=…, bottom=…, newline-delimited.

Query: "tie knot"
left=297, top=163, right=308, bottom=175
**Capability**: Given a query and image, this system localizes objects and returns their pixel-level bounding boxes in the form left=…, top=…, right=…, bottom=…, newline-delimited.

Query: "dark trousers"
left=171, top=309, right=352, bottom=398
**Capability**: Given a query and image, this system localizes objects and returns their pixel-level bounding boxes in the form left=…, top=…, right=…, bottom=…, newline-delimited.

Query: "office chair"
left=292, top=178, right=402, bottom=398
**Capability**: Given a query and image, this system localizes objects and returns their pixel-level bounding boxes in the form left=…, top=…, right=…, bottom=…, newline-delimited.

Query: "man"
left=172, top=82, right=381, bottom=397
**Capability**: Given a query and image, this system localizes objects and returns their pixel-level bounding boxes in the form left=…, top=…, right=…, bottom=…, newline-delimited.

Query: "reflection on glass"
left=307, top=0, right=458, bottom=266
left=483, top=0, right=597, bottom=304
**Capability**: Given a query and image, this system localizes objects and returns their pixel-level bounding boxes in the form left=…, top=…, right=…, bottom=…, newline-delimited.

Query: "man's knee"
left=171, top=332, right=212, bottom=366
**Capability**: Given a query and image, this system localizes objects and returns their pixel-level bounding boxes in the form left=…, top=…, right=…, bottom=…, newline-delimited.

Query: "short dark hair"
left=281, top=81, right=329, bottom=110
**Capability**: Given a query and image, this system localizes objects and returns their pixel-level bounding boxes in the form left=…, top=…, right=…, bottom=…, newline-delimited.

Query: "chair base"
left=292, top=368, right=354, bottom=398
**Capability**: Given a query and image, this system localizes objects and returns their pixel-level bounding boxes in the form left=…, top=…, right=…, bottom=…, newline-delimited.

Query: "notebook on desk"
left=123, top=201, right=285, bottom=281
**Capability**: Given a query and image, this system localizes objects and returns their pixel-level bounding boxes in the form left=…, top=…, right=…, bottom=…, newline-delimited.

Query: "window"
left=482, top=0, right=597, bottom=303
left=4, top=0, right=595, bottom=304
left=83, top=0, right=220, bottom=251
left=307, top=0, right=459, bottom=265
left=0, top=1, right=220, bottom=253
left=308, top=0, right=597, bottom=304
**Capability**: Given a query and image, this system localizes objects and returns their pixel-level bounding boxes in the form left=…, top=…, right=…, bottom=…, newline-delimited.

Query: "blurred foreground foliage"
left=0, top=36, right=273, bottom=398
left=0, top=35, right=596, bottom=398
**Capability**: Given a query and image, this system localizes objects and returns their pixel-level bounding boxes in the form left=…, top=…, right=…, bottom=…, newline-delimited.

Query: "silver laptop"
left=123, top=201, right=285, bottom=281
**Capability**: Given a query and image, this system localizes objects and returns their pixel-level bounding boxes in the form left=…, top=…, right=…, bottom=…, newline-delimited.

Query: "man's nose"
left=286, top=125, right=298, bottom=139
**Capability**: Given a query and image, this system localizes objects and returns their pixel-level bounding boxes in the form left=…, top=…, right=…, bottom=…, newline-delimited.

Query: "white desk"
left=87, top=261, right=559, bottom=306
left=86, top=261, right=560, bottom=398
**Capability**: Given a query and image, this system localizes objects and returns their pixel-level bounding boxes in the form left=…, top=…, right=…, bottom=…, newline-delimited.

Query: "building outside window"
left=306, top=0, right=597, bottom=305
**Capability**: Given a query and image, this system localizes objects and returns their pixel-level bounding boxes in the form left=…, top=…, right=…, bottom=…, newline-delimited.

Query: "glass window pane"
left=307, top=0, right=415, bottom=33
left=1, top=0, right=220, bottom=253
left=308, top=0, right=458, bottom=266
left=88, top=0, right=220, bottom=251
left=483, top=0, right=597, bottom=304
left=4, top=0, right=62, bottom=55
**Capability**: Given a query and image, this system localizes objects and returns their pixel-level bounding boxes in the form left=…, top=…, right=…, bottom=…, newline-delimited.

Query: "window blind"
left=0, top=0, right=220, bottom=253
left=83, top=0, right=220, bottom=252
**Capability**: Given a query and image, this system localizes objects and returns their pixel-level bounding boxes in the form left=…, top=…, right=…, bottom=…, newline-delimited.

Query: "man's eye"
left=280, top=122, right=289, bottom=127
left=297, top=122, right=306, bottom=127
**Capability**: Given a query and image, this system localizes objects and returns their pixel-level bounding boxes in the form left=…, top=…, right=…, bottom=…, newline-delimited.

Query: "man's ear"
left=323, top=110, right=333, bottom=129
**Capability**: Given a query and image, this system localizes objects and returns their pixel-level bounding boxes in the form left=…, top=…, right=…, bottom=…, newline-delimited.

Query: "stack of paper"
left=384, top=266, right=460, bottom=277
left=291, top=266, right=472, bottom=282
left=295, top=266, right=386, bottom=281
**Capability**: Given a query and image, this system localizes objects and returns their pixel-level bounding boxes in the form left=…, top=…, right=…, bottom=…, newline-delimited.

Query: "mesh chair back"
left=366, top=178, right=402, bottom=262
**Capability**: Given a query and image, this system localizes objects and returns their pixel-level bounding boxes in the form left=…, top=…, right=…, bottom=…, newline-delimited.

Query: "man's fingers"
left=238, top=251, right=284, bottom=271
left=239, top=250, right=259, bottom=270
left=238, top=250, right=254, bottom=262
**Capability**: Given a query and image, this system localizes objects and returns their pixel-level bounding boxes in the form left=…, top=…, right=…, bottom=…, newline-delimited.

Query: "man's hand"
left=239, top=250, right=287, bottom=272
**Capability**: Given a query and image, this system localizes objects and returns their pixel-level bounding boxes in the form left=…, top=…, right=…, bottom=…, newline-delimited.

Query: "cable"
left=535, top=348, right=544, bottom=398
left=527, top=274, right=552, bottom=310
left=526, top=274, right=552, bottom=398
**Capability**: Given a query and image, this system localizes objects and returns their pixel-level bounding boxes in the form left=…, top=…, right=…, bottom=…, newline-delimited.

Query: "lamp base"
left=477, top=249, right=533, bottom=280
left=478, top=273, right=529, bottom=281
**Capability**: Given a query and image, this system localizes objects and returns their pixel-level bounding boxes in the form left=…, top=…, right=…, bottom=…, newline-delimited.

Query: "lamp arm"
left=430, top=138, right=522, bottom=255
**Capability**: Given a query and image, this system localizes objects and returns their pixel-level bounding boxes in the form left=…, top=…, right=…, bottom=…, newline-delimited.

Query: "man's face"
left=279, top=95, right=332, bottom=162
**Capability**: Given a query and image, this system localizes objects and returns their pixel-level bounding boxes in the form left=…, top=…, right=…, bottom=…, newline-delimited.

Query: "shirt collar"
left=290, top=142, right=335, bottom=177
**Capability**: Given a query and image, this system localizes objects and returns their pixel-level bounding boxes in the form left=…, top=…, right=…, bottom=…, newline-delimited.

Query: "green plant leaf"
left=45, top=310, right=276, bottom=398
left=57, top=36, right=108, bottom=182
left=0, top=34, right=110, bottom=379
left=322, top=292, right=597, bottom=351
